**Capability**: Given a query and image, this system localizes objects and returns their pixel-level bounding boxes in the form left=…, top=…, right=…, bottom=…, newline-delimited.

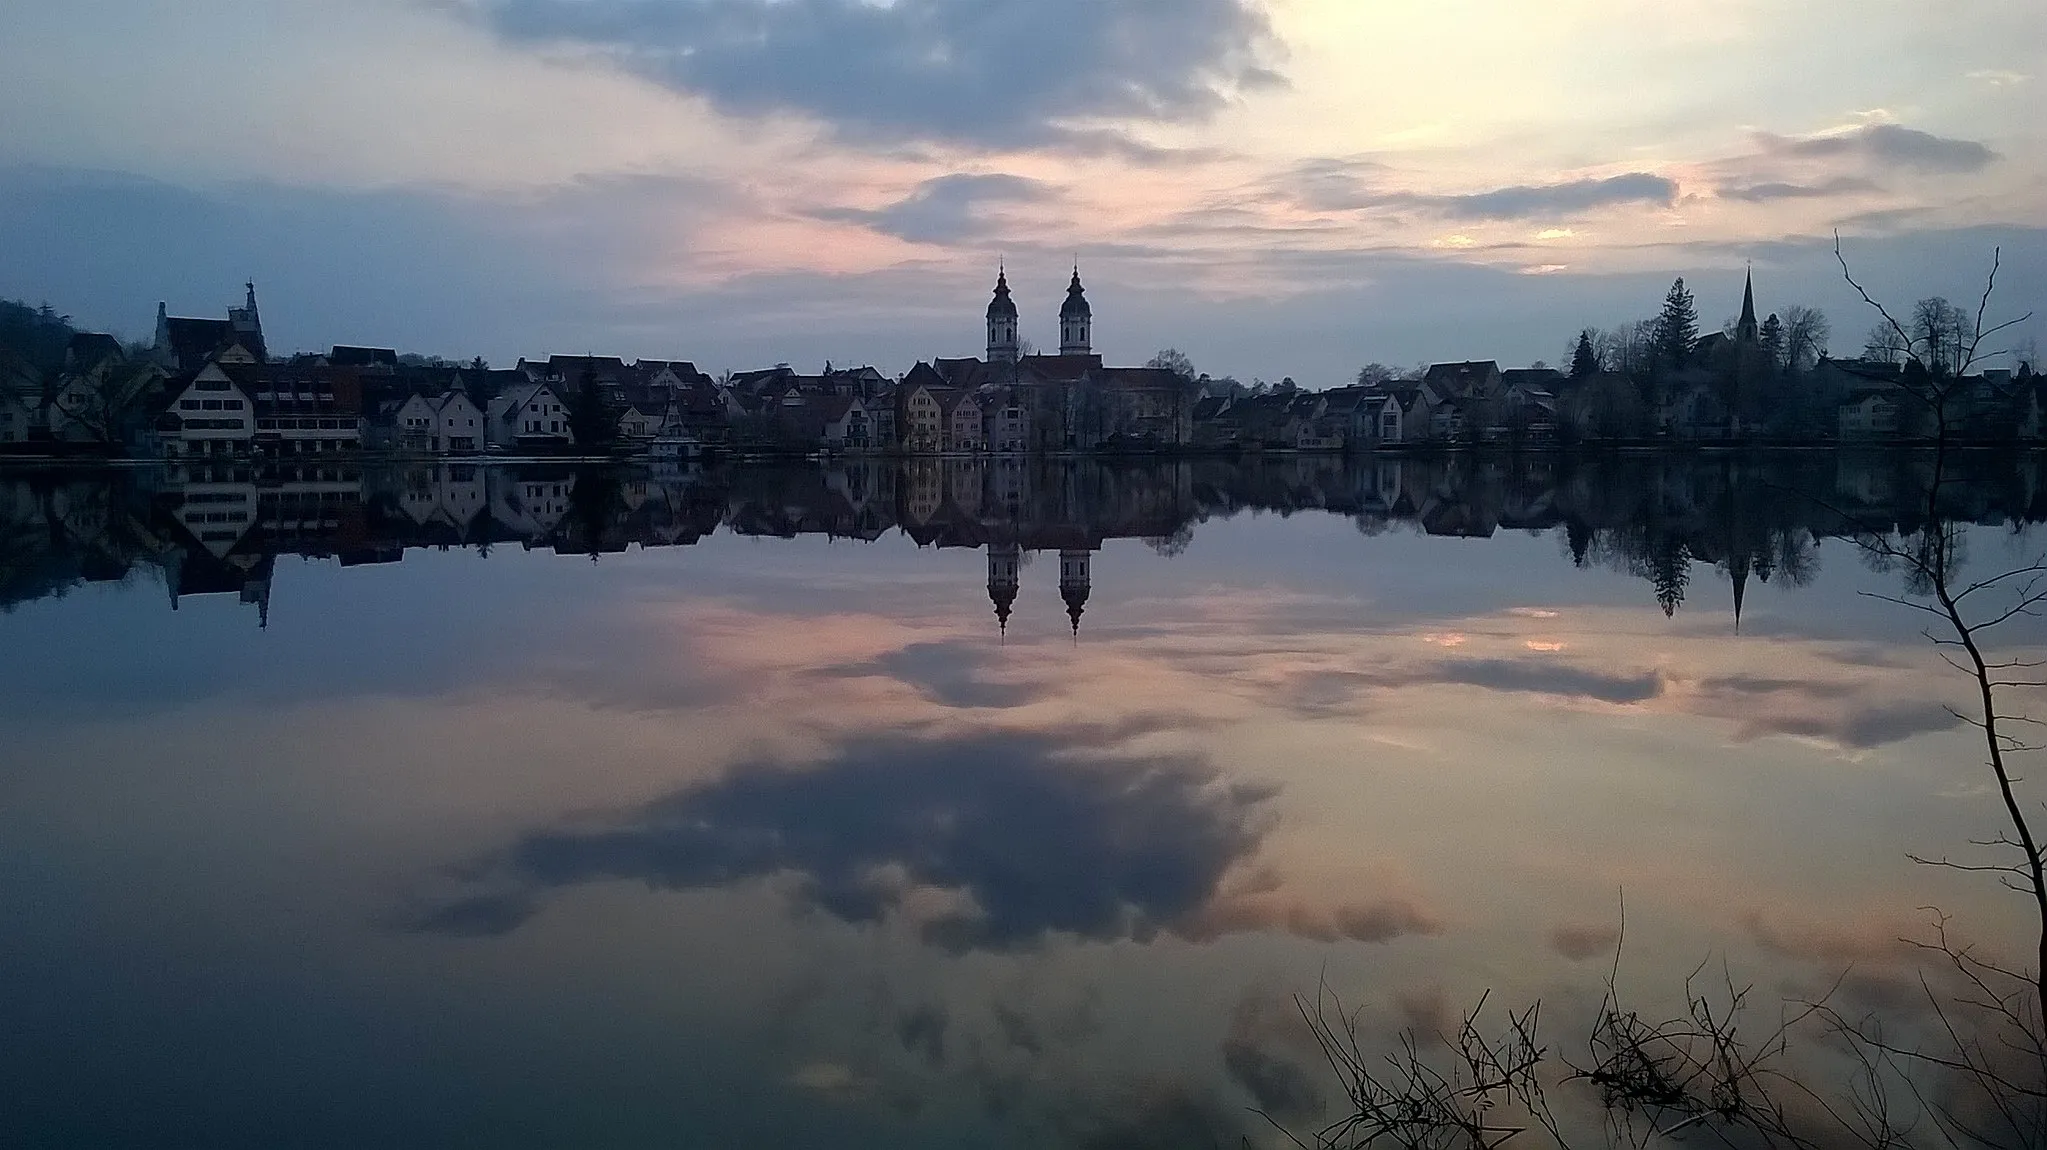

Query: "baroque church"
left=899, top=266, right=1196, bottom=453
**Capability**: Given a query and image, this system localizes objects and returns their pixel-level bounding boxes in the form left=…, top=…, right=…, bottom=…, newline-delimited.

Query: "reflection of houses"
left=12, top=453, right=2047, bottom=632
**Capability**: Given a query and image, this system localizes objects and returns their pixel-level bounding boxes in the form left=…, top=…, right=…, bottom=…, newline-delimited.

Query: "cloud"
left=399, top=734, right=1284, bottom=949
left=1416, top=174, right=1681, bottom=221
left=1687, top=675, right=1961, bottom=749
left=478, top=0, right=1281, bottom=149
left=1221, top=1040, right=1322, bottom=1125
left=1755, top=124, right=1999, bottom=175
left=1283, top=161, right=1679, bottom=221
left=812, top=174, right=1054, bottom=246
left=1718, top=176, right=1882, bottom=202
left=1550, top=922, right=1622, bottom=961
left=1437, top=659, right=1663, bottom=704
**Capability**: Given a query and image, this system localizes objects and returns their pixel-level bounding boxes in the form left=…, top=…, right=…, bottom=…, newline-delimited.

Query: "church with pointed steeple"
left=1734, top=267, right=1760, bottom=347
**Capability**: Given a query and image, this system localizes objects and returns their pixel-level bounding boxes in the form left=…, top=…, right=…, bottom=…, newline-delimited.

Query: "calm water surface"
left=3, top=453, right=2043, bottom=1147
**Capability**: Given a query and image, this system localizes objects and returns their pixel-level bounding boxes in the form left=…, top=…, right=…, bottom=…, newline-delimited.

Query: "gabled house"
left=380, top=389, right=483, bottom=453
left=819, top=395, right=873, bottom=451
left=432, top=391, right=484, bottom=452
left=46, top=336, right=167, bottom=447
left=389, top=393, right=441, bottom=451
left=937, top=388, right=984, bottom=452
left=155, top=364, right=256, bottom=457
left=1838, top=388, right=1901, bottom=439
left=897, top=378, right=945, bottom=453
left=487, top=383, right=574, bottom=450
left=1423, top=361, right=1503, bottom=400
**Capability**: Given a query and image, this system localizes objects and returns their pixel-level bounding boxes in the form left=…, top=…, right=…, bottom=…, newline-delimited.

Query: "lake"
left=3, top=451, right=2044, bottom=1147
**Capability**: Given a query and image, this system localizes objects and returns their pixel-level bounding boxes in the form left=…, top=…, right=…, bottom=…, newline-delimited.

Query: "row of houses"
left=9, top=279, right=2042, bottom=459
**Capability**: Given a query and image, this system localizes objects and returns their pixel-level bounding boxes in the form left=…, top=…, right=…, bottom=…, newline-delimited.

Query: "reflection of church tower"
left=1059, top=547, right=1092, bottom=637
left=986, top=267, right=1020, bottom=364
left=1735, top=267, right=1759, bottom=346
left=988, top=542, right=1021, bottom=637
left=1059, top=266, right=1091, bottom=356
left=1730, top=550, right=1748, bottom=633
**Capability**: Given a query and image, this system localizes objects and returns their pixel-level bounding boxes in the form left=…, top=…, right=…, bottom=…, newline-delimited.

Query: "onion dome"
left=1060, top=267, right=1090, bottom=319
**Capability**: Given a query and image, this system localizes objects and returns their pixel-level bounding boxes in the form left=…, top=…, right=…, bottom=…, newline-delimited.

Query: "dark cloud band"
left=479, top=0, right=1282, bottom=149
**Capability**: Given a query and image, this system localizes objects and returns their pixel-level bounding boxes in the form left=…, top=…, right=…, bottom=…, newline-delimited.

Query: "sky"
left=2, top=0, right=2044, bottom=383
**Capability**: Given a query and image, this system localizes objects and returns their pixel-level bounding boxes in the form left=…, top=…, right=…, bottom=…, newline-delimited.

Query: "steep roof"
left=162, top=317, right=232, bottom=369
left=1018, top=353, right=1102, bottom=382
left=329, top=346, right=397, bottom=368
left=67, top=332, right=124, bottom=371
left=1422, top=361, right=1501, bottom=394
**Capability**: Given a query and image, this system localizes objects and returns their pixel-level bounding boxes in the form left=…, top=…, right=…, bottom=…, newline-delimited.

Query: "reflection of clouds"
left=1550, top=922, right=1622, bottom=962
left=1682, top=675, right=1959, bottom=749
left=814, top=640, right=1048, bottom=710
left=403, top=733, right=1422, bottom=951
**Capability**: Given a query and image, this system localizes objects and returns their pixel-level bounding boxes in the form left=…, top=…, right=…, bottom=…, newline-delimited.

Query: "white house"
left=617, top=405, right=658, bottom=441
left=487, top=383, right=573, bottom=450
left=159, top=365, right=255, bottom=457
left=433, top=391, right=484, bottom=452
left=1838, top=389, right=1901, bottom=439
left=392, top=393, right=440, bottom=452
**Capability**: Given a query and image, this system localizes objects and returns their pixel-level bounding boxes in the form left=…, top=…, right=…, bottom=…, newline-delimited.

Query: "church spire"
left=1736, top=265, right=1759, bottom=345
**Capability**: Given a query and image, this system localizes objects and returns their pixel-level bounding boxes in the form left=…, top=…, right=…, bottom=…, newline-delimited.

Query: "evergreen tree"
left=1651, top=278, right=1700, bottom=371
left=1570, top=330, right=1599, bottom=379
left=1759, top=313, right=1784, bottom=368
left=568, top=369, right=616, bottom=448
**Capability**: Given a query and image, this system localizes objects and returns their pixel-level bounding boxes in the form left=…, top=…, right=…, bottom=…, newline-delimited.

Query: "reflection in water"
left=5, top=451, right=2043, bottom=629
left=1, top=450, right=2042, bottom=1147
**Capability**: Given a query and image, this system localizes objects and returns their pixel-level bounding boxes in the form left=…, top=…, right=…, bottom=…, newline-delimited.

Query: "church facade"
left=899, top=267, right=1196, bottom=453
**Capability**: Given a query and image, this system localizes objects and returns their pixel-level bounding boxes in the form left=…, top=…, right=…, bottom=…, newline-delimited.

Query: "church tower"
left=1059, top=266, right=1092, bottom=356
left=986, top=267, right=1020, bottom=364
left=1058, top=548, right=1092, bottom=638
left=988, top=542, right=1021, bottom=637
left=1735, top=268, right=1759, bottom=346
left=229, top=281, right=267, bottom=362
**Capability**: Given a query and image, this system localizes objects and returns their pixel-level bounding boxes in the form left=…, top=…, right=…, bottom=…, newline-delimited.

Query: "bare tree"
left=1146, top=348, right=1197, bottom=380
left=1356, top=362, right=1400, bottom=387
left=1835, top=234, right=2042, bottom=995
left=1863, top=322, right=1909, bottom=363
left=1778, top=305, right=1830, bottom=373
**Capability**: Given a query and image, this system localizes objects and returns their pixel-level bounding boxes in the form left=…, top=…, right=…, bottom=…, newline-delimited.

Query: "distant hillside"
left=0, top=299, right=79, bottom=374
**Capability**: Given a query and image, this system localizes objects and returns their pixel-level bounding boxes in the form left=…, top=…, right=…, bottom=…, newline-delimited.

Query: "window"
left=181, top=399, right=202, bottom=410
left=202, top=399, right=223, bottom=411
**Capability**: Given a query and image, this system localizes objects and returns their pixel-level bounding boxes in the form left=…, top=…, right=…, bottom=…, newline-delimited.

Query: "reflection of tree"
left=1647, top=538, right=1688, bottom=618
left=1144, top=523, right=1194, bottom=558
